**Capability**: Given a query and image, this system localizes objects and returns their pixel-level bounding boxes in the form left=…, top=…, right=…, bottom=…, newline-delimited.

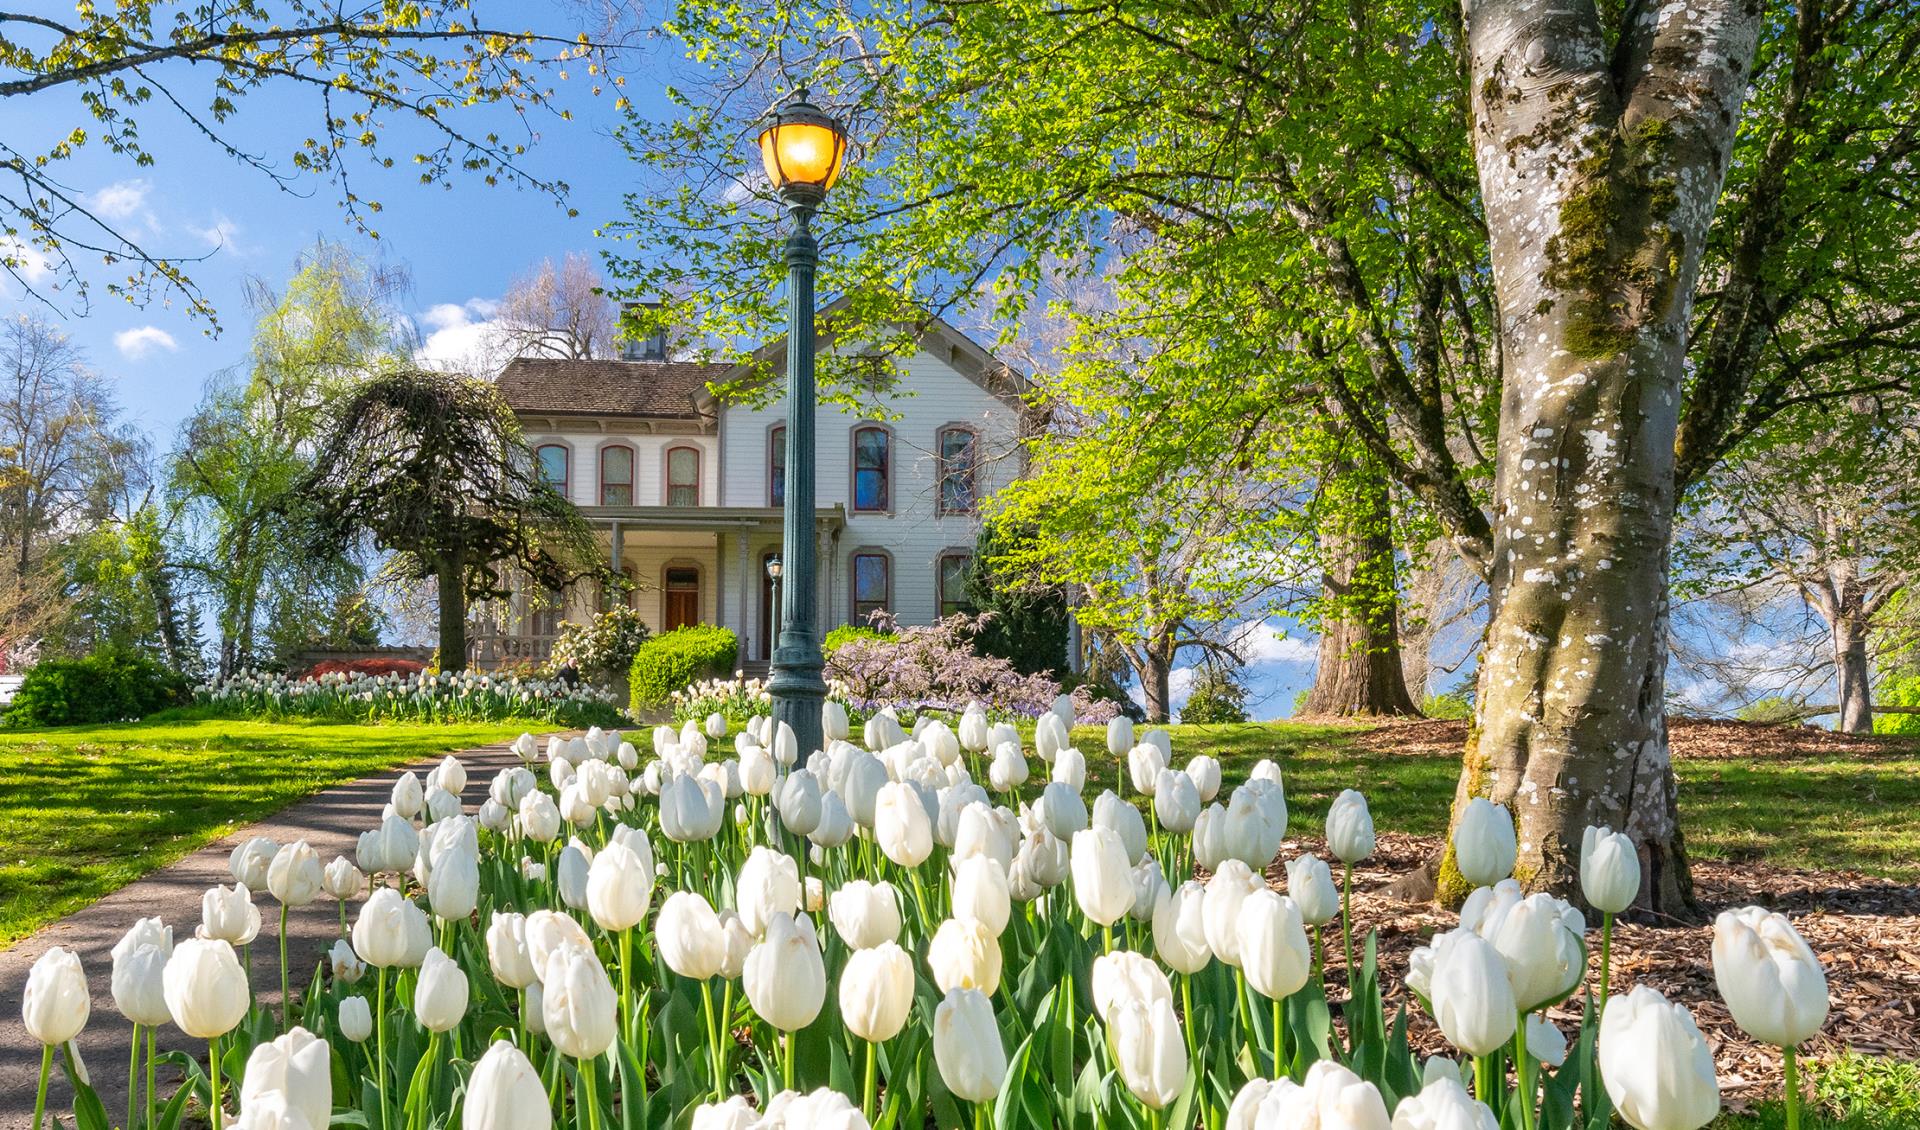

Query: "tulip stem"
left=577, top=1055, right=602, bottom=1130
left=1783, top=1046, right=1801, bottom=1130
left=146, top=1025, right=157, bottom=1130
left=280, top=903, right=292, bottom=1032
left=863, top=1038, right=879, bottom=1124
left=1474, top=1054, right=1495, bottom=1106
left=703, top=978, right=725, bottom=1100
left=975, top=1100, right=992, bottom=1130
left=1180, top=974, right=1198, bottom=1066
left=783, top=1031, right=796, bottom=1092
left=1513, top=1011, right=1536, bottom=1130
left=1273, top=994, right=1287, bottom=1080
left=208, top=1034, right=224, bottom=1128
left=375, top=966, right=389, bottom=1123
left=1340, top=862, right=1356, bottom=991
left=126, top=1023, right=141, bottom=1130
left=619, top=929, right=634, bottom=1041
left=1598, top=911, right=1614, bottom=1016
left=31, top=1043, right=50, bottom=1130
left=339, top=900, right=348, bottom=938
left=1235, top=970, right=1255, bottom=1069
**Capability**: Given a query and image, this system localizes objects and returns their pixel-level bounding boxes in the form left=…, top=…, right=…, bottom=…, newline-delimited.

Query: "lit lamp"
left=758, top=90, right=850, bottom=762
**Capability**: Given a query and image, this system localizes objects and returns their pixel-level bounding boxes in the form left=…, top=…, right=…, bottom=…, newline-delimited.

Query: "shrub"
left=1180, top=667, right=1249, bottom=724
left=1735, top=696, right=1806, bottom=725
left=1421, top=691, right=1474, bottom=721
left=826, top=612, right=1119, bottom=722
left=5, top=651, right=190, bottom=726
left=630, top=625, right=739, bottom=712
left=824, top=624, right=889, bottom=656
left=191, top=669, right=623, bottom=727
left=548, top=607, right=652, bottom=690
left=306, top=657, right=427, bottom=678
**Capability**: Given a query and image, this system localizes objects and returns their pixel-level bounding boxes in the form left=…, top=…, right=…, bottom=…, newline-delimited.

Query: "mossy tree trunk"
left=1301, top=470, right=1418, bottom=717
left=437, top=549, right=468, bottom=673
left=1445, top=0, right=1764, bottom=915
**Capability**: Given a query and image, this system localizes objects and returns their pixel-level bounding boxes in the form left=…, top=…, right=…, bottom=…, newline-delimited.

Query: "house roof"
left=496, top=357, right=729, bottom=419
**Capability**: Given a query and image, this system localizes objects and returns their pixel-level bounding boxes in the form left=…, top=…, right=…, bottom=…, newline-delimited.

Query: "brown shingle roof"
left=496, top=357, right=732, bottom=419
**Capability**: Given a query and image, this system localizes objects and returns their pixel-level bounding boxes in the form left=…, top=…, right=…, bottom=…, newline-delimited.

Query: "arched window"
left=852, top=426, right=890, bottom=512
left=666, top=446, right=701, bottom=507
left=937, top=427, right=979, bottom=515
left=851, top=550, right=891, bottom=622
left=938, top=553, right=974, bottom=618
left=535, top=444, right=570, bottom=497
left=599, top=444, right=634, bottom=506
left=769, top=425, right=786, bottom=506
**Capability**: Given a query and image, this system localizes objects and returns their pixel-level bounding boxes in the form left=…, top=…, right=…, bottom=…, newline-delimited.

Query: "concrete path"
left=0, top=740, right=528, bottom=1129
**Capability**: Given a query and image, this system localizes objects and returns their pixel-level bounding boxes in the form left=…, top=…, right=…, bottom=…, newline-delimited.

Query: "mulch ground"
left=1342, top=715, right=1915, bottom=762
left=1269, top=829, right=1920, bottom=1112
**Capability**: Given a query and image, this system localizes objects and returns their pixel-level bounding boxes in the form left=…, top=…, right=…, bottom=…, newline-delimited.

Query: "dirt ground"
left=1315, top=717, right=1920, bottom=1111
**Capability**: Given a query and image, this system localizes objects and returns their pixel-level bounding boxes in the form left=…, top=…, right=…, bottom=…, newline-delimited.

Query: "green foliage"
left=548, top=606, right=653, bottom=689
left=1735, top=697, right=1807, bottom=724
left=823, top=624, right=890, bottom=656
left=1180, top=666, right=1250, bottom=724
left=630, top=625, right=739, bottom=711
left=1420, top=691, right=1474, bottom=721
left=965, top=519, right=1070, bottom=677
left=189, top=669, right=623, bottom=729
left=1875, top=671, right=1920, bottom=737
left=3, top=651, right=189, bottom=727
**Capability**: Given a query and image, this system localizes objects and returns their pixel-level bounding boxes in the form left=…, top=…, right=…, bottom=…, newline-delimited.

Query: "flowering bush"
left=23, top=700, right=1828, bottom=1130
left=192, top=668, right=625, bottom=728
left=671, top=672, right=772, bottom=724
left=827, top=612, right=1120, bottom=722
left=547, top=607, right=652, bottom=690
left=304, top=657, right=428, bottom=678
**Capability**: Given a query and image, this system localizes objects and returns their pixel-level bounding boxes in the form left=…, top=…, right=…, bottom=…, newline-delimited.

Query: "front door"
left=759, top=551, right=780, bottom=661
left=664, top=567, right=700, bottom=631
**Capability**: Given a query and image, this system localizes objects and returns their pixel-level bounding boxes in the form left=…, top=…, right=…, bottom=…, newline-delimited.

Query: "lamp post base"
left=768, top=649, right=827, bottom=763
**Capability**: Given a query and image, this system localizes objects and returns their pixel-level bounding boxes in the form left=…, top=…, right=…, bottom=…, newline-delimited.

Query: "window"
left=938, top=554, right=973, bottom=618
left=666, top=446, right=700, bottom=507
left=599, top=445, right=634, bottom=506
left=852, top=552, right=891, bottom=622
left=769, top=425, right=786, bottom=506
left=938, top=428, right=979, bottom=514
left=536, top=444, right=570, bottom=496
left=853, top=426, right=890, bottom=512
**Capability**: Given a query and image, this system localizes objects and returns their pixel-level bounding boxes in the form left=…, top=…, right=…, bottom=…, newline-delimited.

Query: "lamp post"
left=758, top=90, right=849, bottom=761
left=765, top=555, right=783, bottom=657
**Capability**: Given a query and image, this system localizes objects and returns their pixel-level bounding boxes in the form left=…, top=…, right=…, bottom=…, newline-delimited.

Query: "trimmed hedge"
left=629, top=625, right=739, bottom=712
left=823, top=624, right=890, bottom=656
left=4, top=652, right=190, bottom=727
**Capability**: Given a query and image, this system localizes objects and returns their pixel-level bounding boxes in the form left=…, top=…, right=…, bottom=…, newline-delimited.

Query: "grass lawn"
left=1067, top=719, right=1920, bottom=882
left=0, top=717, right=530, bottom=947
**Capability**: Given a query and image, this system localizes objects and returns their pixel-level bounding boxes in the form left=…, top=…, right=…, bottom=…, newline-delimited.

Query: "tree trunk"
left=1447, top=0, right=1763, bottom=915
left=438, top=553, right=469, bottom=672
left=1301, top=471, right=1418, bottom=716
left=1831, top=609, right=1874, bottom=733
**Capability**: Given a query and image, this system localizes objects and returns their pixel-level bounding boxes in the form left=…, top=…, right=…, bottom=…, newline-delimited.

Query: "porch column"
left=608, top=520, right=623, bottom=571
left=715, top=532, right=727, bottom=628
left=735, top=532, right=753, bottom=644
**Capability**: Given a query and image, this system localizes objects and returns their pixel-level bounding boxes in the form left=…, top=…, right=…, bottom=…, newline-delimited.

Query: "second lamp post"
left=757, top=90, right=849, bottom=760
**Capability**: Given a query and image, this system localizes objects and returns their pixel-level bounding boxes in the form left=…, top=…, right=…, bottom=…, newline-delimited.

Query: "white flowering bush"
left=21, top=704, right=1828, bottom=1130
left=670, top=673, right=772, bottom=725
left=194, top=668, right=626, bottom=728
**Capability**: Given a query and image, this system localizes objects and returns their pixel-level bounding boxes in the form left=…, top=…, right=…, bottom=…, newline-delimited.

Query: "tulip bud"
left=1580, top=825, right=1641, bottom=915
left=1325, top=789, right=1376, bottom=864
left=1286, top=853, right=1341, bottom=926
left=1425, top=929, right=1517, bottom=1056
left=23, top=946, right=89, bottom=1045
left=1186, top=754, right=1222, bottom=803
left=933, top=988, right=1008, bottom=1102
left=200, top=881, right=262, bottom=945
left=352, top=887, right=433, bottom=969
left=1092, top=949, right=1174, bottom=1023
left=1452, top=799, right=1517, bottom=887
left=229, top=836, right=277, bottom=889
left=266, top=840, right=324, bottom=907
left=777, top=769, right=825, bottom=836
left=328, top=939, right=366, bottom=985
left=542, top=944, right=617, bottom=1059
left=829, top=880, right=903, bottom=950
left=486, top=912, right=537, bottom=989
left=988, top=741, right=1029, bottom=792
left=693, top=1096, right=758, bottom=1130
left=466, top=1040, right=552, bottom=1130
left=1071, top=826, right=1136, bottom=927
left=1239, top=890, right=1312, bottom=1002
left=586, top=838, right=654, bottom=932
left=1107, top=716, right=1135, bottom=758
left=1711, top=906, right=1828, bottom=1048
left=1229, top=1061, right=1392, bottom=1130
left=321, top=857, right=365, bottom=903
left=1202, top=859, right=1265, bottom=967
left=736, top=846, right=802, bottom=937
left=1152, top=880, right=1212, bottom=975
left=524, top=909, right=593, bottom=976
left=875, top=782, right=934, bottom=867
left=1598, top=986, right=1720, bottom=1130
left=927, top=916, right=1003, bottom=994
left=241, top=1026, right=331, bottom=1128
left=951, top=855, right=1012, bottom=936
left=414, top=946, right=469, bottom=1033
left=1153, top=769, right=1199, bottom=834
left=1388, top=1073, right=1499, bottom=1130
left=743, top=912, right=827, bottom=1032
left=657, top=891, right=728, bottom=981
left=1112, top=996, right=1186, bottom=1110
left=391, top=771, right=425, bottom=819
left=110, top=918, right=173, bottom=1027
left=840, top=941, right=915, bottom=1043
left=823, top=699, right=850, bottom=742
left=338, top=996, right=372, bottom=1043
left=163, top=937, right=249, bottom=1038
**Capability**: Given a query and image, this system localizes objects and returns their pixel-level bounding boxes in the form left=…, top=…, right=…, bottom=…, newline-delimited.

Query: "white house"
left=473, top=304, right=1029, bottom=669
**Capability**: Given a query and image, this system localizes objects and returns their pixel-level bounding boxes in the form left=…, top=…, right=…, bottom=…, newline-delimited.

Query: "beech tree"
left=611, top=0, right=1920, bottom=911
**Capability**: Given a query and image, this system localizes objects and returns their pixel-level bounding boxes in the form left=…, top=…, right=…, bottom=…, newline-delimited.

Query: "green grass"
left=1067, top=721, right=1920, bottom=882
left=0, top=717, right=531, bottom=947
left=1715, top=1052, right=1920, bottom=1130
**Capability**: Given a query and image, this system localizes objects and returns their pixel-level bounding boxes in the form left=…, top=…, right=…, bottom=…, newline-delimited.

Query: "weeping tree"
left=301, top=370, right=601, bottom=670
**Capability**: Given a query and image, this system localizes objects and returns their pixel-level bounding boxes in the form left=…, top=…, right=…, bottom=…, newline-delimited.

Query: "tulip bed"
left=21, top=703, right=1838, bottom=1130
left=193, top=670, right=626, bottom=728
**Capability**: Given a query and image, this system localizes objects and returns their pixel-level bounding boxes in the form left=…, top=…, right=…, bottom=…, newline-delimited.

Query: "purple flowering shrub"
left=825, top=612, right=1121, bottom=723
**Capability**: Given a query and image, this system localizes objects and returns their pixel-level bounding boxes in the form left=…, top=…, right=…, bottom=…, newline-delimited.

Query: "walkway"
left=0, top=740, right=526, bottom=1129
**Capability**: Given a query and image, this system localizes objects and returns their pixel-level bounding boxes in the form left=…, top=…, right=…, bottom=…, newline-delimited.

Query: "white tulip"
left=241, top=1027, right=331, bottom=1129
left=1051, top=746, right=1087, bottom=792
left=110, top=917, right=173, bottom=1026
left=328, top=939, right=365, bottom=984
left=951, top=855, right=1012, bottom=936
left=1186, top=754, right=1222, bottom=802
left=1452, top=798, right=1517, bottom=887
left=840, top=942, right=916, bottom=1043
left=229, top=836, right=277, bottom=889
left=200, top=881, right=261, bottom=945
left=1153, top=880, right=1213, bottom=974
left=1239, top=890, right=1312, bottom=1002
left=987, top=741, right=1029, bottom=792
left=1037, top=780, right=1089, bottom=840
left=1598, top=986, right=1720, bottom=1130
left=1093, top=790, right=1148, bottom=864
left=1527, top=1014, right=1567, bottom=1067
left=1129, top=856, right=1169, bottom=925
left=23, top=946, right=90, bottom=1045
left=163, top=937, right=249, bottom=1039
left=1711, top=906, right=1828, bottom=1047
left=743, top=912, right=826, bottom=1032
left=390, top=772, right=424, bottom=819
left=829, top=880, right=903, bottom=950
left=875, top=782, right=934, bottom=867
left=1389, top=1074, right=1498, bottom=1130
left=352, top=887, right=432, bottom=969
left=656, top=891, right=728, bottom=981
left=1228, top=1061, right=1392, bottom=1130
left=1112, top=996, right=1186, bottom=1110
left=486, top=912, right=537, bottom=989
left=1107, top=716, right=1135, bottom=757
left=586, top=838, right=654, bottom=932
left=1034, top=712, right=1069, bottom=763
left=1425, top=929, right=1517, bottom=1056
left=524, top=909, right=592, bottom=976
left=777, top=769, right=824, bottom=836
left=736, top=846, right=803, bottom=937
left=1286, top=853, right=1341, bottom=926
left=414, top=946, right=469, bottom=1032
left=266, top=840, right=324, bottom=907
left=465, top=1040, right=551, bottom=1130
left=1325, top=789, right=1376, bottom=863
left=933, top=988, right=1007, bottom=1102
left=321, top=857, right=365, bottom=903
left=1154, top=769, right=1199, bottom=833
left=1581, top=825, right=1641, bottom=915
left=1202, top=859, right=1265, bottom=967
left=542, top=944, right=617, bottom=1059
left=927, top=916, right=1003, bottom=994
left=338, top=996, right=372, bottom=1042
left=1092, top=949, right=1174, bottom=1022
left=1071, top=826, right=1136, bottom=927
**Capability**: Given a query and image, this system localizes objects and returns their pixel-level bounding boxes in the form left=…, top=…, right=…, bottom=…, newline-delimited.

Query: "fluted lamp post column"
left=758, top=90, right=850, bottom=761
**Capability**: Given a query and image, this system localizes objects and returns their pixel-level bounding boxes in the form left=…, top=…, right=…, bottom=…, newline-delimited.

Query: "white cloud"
left=412, top=298, right=510, bottom=375
left=1228, top=619, right=1317, bottom=666
left=91, top=179, right=153, bottom=223
left=113, top=325, right=179, bottom=360
left=1, top=239, right=54, bottom=289
left=188, top=214, right=249, bottom=253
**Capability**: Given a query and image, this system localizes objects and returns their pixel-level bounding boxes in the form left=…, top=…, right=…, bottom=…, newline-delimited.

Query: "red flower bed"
left=304, top=657, right=426, bottom=678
